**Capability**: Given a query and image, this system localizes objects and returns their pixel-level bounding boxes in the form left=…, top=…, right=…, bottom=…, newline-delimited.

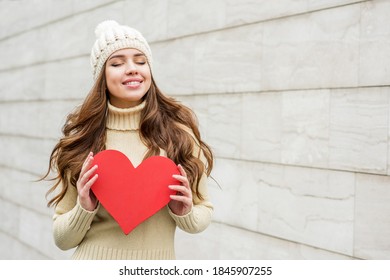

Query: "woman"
left=43, top=20, right=214, bottom=259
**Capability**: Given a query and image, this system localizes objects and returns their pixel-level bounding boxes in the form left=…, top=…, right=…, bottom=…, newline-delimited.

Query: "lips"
left=122, top=78, right=143, bottom=85
left=122, top=78, right=143, bottom=89
left=124, top=81, right=141, bottom=85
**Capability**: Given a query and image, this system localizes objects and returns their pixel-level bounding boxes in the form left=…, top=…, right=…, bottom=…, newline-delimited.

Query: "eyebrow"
left=108, top=53, right=146, bottom=61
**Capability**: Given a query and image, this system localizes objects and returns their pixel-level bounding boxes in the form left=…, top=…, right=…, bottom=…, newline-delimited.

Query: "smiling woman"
left=41, top=20, right=214, bottom=260
left=105, top=49, right=152, bottom=108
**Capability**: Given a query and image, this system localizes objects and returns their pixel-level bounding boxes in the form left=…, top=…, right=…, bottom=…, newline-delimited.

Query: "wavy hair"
left=43, top=68, right=213, bottom=207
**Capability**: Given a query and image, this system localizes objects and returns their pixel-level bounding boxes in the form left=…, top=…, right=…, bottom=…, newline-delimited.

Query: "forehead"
left=109, top=48, right=145, bottom=59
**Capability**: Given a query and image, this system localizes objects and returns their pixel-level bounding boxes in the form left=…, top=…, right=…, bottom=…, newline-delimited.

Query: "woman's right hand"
left=76, top=152, right=99, bottom=211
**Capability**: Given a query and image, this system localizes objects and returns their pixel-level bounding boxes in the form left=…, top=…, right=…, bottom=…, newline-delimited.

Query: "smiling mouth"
left=123, top=81, right=142, bottom=86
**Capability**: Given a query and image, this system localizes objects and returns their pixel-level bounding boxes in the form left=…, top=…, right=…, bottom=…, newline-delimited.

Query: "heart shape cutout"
left=91, top=150, right=179, bottom=234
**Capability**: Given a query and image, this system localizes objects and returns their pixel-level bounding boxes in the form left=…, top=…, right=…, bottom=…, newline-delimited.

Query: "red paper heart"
left=91, top=150, right=179, bottom=234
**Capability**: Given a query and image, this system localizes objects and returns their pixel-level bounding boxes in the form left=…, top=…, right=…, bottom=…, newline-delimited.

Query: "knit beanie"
left=90, top=20, right=153, bottom=80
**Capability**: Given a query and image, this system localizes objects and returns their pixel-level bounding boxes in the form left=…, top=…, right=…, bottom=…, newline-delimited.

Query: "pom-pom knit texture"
left=90, top=20, right=153, bottom=80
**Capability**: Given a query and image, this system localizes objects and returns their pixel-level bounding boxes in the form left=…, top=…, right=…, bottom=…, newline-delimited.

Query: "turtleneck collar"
left=106, top=101, right=146, bottom=131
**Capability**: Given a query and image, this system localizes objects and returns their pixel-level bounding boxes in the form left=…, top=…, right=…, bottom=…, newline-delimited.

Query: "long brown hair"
left=43, top=67, right=213, bottom=207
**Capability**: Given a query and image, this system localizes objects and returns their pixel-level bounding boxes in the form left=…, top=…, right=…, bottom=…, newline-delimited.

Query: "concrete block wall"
left=0, top=0, right=389, bottom=259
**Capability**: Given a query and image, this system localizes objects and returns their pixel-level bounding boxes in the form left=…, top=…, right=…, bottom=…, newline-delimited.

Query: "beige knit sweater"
left=52, top=101, right=213, bottom=259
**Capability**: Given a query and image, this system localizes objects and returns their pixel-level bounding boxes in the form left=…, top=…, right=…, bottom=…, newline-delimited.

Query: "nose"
left=125, top=61, right=138, bottom=75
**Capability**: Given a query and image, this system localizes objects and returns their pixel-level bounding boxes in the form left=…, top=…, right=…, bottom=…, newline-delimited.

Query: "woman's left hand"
left=168, top=164, right=193, bottom=216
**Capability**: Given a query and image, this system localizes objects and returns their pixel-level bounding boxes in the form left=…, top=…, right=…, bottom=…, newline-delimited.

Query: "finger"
left=83, top=152, right=93, bottom=164
left=169, top=185, right=192, bottom=197
left=81, top=152, right=93, bottom=170
left=172, top=174, right=189, bottom=187
left=79, top=165, right=98, bottom=189
left=78, top=173, right=98, bottom=199
left=80, top=154, right=94, bottom=178
left=178, top=164, right=187, bottom=177
left=169, top=194, right=192, bottom=205
left=83, top=164, right=98, bottom=182
left=84, top=173, right=98, bottom=191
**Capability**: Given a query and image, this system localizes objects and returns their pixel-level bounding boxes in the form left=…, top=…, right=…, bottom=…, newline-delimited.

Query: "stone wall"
left=0, top=0, right=389, bottom=259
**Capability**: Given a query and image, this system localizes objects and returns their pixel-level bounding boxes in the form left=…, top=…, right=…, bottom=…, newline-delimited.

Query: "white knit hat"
left=90, top=20, right=153, bottom=80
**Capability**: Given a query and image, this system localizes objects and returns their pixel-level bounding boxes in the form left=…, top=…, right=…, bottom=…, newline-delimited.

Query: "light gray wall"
left=1, top=0, right=389, bottom=259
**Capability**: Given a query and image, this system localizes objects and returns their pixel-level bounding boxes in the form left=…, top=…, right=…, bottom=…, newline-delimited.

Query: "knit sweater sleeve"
left=52, top=181, right=99, bottom=250
left=168, top=171, right=213, bottom=233
left=168, top=125, right=214, bottom=233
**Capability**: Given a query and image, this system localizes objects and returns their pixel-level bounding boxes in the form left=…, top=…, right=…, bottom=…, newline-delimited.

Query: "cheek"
left=105, top=70, right=120, bottom=90
left=143, top=69, right=152, bottom=89
left=145, top=79, right=152, bottom=91
left=105, top=78, right=115, bottom=95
